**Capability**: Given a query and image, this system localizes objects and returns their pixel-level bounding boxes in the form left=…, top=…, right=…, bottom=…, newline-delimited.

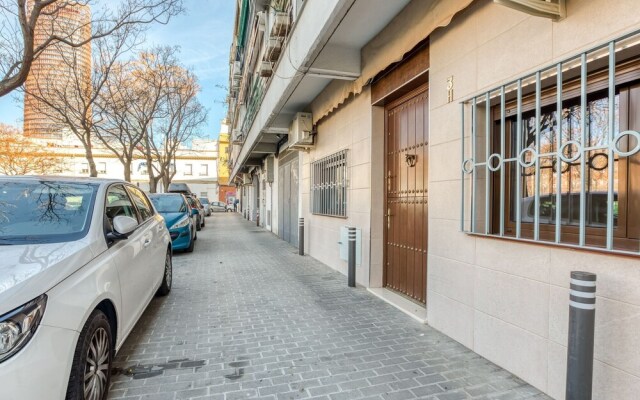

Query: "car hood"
left=0, top=240, right=94, bottom=314
left=161, top=212, right=188, bottom=228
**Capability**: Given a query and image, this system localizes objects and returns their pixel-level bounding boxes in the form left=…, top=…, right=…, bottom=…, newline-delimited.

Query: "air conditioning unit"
left=270, top=11, right=290, bottom=37
left=242, top=173, right=252, bottom=185
left=288, top=112, right=314, bottom=149
left=259, top=61, right=272, bottom=78
left=264, top=36, right=283, bottom=62
left=257, top=11, right=267, bottom=32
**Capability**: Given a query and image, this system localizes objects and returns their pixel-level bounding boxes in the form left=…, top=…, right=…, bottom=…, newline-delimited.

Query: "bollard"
left=347, top=227, right=356, bottom=287
left=566, top=271, right=597, bottom=400
left=298, top=218, right=304, bottom=256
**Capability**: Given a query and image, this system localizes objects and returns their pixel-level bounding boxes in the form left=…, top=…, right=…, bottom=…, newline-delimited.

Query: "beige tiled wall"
left=301, top=89, right=373, bottom=287
left=428, top=0, right=640, bottom=397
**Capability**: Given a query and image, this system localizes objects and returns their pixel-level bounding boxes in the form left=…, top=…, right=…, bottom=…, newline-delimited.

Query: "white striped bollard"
left=566, top=271, right=596, bottom=400
left=347, top=227, right=356, bottom=287
left=298, top=218, right=304, bottom=256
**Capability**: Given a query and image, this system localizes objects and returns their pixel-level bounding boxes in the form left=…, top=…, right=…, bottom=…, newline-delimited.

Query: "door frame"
left=382, top=83, right=429, bottom=302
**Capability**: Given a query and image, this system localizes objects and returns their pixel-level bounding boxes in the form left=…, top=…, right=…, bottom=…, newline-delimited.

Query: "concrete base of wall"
left=368, top=287, right=427, bottom=324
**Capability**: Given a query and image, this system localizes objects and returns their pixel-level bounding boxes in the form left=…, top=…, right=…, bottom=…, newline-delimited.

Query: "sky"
left=0, top=0, right=234, bottom=139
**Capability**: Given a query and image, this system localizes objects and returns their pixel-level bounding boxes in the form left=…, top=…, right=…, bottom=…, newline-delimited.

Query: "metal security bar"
left=461, top=29, right=640, bottom=256
left=311, top=149, right=348, bottom=217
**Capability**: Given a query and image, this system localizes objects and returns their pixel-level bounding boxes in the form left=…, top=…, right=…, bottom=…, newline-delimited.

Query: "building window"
left=97, top=162, right=107, bottom=174
left=184, top=164, right=193, bottom=176
left=200, top=164, right=208, bottom=176
left=311, top=149, right=348, bottom=217
left=200, top=192, right=207, bottom=197
left=461, top=33, right=640, bottom=255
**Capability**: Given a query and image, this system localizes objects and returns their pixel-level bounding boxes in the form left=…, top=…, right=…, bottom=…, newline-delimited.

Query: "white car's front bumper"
left=0, top=324, right=78, bottom=400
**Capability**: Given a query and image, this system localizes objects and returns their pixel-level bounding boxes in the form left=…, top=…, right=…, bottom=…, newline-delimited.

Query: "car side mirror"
left=108, top=215, right=138, bottom=241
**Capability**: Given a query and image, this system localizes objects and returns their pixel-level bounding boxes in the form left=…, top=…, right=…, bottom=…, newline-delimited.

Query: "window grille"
left=311, top=149, right=348, bottom=217
left=461, top=29, right=640, bottom=256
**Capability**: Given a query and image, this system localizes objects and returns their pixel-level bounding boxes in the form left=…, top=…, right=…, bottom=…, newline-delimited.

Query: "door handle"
left=143, top=238, right=151, bottom=247
left=386, top=208, right=392, bottom=230
left=387, top=171, right=392, bottom=192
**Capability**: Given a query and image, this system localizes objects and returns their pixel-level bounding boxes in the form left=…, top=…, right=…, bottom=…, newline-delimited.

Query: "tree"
left=0, top=123, right=59, bottom=174
left=24, top=22, right=140, bottom=176
left=0, top=0, right=184, bottom=98
left=127, top=46, right=180, bottom=191
left=150, top=68, right=207, bottom=192
left=93, top=60, right=143, bottom=182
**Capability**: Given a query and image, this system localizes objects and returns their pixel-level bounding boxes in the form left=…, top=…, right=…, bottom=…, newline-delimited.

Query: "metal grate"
left=311, top=149, right=348, bottom=217
left=460, top=29, right=640, bottom=256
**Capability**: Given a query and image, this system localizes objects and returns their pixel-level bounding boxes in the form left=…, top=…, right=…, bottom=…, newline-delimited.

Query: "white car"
left=0, top=176, right=172, bottom=400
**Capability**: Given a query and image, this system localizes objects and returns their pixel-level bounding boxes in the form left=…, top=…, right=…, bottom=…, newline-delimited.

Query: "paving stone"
left=108, top=215, right=549, bottom=400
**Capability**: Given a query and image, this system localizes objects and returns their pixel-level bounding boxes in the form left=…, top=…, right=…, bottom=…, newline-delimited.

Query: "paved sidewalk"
left=108, top=213, right=550, bottom=400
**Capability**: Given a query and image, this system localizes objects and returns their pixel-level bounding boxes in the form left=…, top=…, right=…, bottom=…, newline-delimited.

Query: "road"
left=108, top=213, right=549, bottom=400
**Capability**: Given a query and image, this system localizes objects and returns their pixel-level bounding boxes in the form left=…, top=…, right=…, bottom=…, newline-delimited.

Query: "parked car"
left=185, top=195, right=204, bottom=230
left=210, top=200, right=228, bottom=212
left=199, top=197, right=212, bottom=216
left=0, top=176, right=172, bottom=400
left=167, top=182, right=192, bottom=194
left=149, top=193, right=197, bottom=252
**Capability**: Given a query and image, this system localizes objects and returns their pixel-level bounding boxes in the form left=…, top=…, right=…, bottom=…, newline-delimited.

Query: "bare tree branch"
left=0, top=0, right=184, bottom=97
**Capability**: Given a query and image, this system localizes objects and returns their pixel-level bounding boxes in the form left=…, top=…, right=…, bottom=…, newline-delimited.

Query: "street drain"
left=225, top=360, right=249, bottom=380
left=112, top=358, right=207, bottom=380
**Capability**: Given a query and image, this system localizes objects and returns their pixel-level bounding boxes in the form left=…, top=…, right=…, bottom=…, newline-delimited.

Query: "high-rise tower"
left=23, top=2, right=91, bottom=139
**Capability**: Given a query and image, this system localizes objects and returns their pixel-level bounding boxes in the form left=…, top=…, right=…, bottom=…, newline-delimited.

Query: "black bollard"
left=566, top=271, right=597, bottom=400
left=347, top=227, right=356, bottom=287
left=298, top=218, right=304, bottom=256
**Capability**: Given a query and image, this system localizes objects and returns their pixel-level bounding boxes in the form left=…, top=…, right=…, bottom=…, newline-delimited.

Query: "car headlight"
left=170, top=216, right=190, bottom=230
left=0, top=295, right=47, bottom=363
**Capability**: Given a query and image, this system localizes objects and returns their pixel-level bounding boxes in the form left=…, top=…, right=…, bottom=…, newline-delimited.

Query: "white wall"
left=428, top=0, right=640, bottom=398
left=302, top=87, right=373, bottom=287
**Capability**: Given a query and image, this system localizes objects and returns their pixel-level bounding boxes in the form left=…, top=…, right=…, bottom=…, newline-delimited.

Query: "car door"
left=126, top=186, right=165, bottom=293
left=104, top=184, right=150, bottom=334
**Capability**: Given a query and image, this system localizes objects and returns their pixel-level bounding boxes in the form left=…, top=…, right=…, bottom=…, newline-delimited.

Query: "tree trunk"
left=123, top=160, right=132, bottom=182
left=86, top=152, right=98, bottom=177
left=162, top=174, right=171, bottom=192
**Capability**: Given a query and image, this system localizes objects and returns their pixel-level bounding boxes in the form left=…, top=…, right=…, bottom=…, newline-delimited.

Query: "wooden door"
left=384, top=86, right=429, bottom=304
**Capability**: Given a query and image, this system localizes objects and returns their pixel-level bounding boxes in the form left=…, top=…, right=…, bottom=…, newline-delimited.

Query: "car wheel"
left=201, top=218, right=205, bottom=228
left=196, top=216, right=202, bottom=231
left=186, top=233, right=195, bottom=252
left=65, top=310, right=112, bottom=400
left=156, top=250, right=172, bottom=296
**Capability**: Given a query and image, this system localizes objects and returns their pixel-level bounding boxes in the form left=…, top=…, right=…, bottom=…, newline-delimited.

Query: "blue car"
left=149, top=193, right=196, bottom=252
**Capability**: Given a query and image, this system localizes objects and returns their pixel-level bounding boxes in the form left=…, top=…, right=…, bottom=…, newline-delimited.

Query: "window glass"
left=310, top=150, right=348, bottom=217
left=106, top=185, right=138, bottom=225
left=200, top=164, right=208, bottom=176
left=127, top=186, right=154, bottom=221
left=0, top=180, right=97, bottom=244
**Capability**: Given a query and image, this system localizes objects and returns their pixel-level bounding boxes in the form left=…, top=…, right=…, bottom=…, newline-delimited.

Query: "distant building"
left=27, top=132, right=219, bottom=198
left=23, top=2, right=91, bottom=139
left=216, top=122, right=236, bottom=203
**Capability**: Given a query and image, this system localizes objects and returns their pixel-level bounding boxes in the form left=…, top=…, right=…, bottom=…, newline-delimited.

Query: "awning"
left=311, top=0, right=474, bottom=124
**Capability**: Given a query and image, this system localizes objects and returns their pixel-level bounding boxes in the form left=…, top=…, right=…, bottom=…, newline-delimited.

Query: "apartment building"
left=226, top=1, right=640, bottom=397
left=28, top=132, right=219, bottom=198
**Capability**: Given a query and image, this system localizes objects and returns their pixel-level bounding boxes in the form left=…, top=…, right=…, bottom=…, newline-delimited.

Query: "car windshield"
left=149, top=195, right=187, bottom=213
left=199, top=198, right=209, bottom=204
left=0, top=180, right=97, bottom=245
